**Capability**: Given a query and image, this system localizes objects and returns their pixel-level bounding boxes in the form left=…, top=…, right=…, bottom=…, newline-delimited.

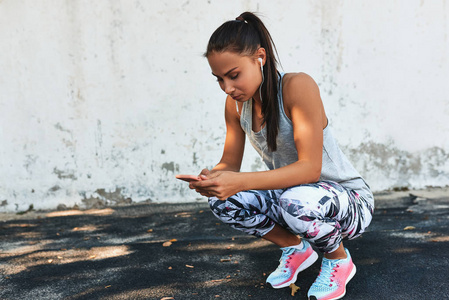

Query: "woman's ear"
left=256, top=47, right=267, bottom=66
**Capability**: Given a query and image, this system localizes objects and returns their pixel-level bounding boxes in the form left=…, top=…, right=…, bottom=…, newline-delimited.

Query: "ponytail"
left=205, top=12, right=280, bottom=152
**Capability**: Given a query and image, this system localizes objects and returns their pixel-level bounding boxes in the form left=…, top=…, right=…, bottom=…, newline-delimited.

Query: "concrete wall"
left=1, top=0, right=448, bottom=212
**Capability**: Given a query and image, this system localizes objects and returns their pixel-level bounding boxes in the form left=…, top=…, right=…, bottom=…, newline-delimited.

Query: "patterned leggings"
left=208, top=181, right=374, bottom=253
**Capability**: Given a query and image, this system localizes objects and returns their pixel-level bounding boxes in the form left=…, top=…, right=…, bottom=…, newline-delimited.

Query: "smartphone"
left=175, top=174, right=201, bottom=182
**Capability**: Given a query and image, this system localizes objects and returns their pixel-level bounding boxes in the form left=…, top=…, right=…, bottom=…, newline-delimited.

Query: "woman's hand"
left=189, top=170, right=243, bottom=200
left=187, top=168, right=213, bottom=197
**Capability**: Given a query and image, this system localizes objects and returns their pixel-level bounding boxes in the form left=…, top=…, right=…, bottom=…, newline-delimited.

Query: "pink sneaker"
left=266, top=240, right=318, bottom=288
left=307, top=248, right=356, bottom=300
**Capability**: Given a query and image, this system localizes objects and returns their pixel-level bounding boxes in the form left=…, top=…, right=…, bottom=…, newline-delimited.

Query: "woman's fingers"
left=191, top=177, right=217, bottom=189
left=200, top=168, right=210, bottom=176
left=189, top=171, right=231, bottom=200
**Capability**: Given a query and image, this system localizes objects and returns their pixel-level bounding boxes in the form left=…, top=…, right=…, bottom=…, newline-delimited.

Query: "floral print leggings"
left=208, top=181, right=374, bottom=253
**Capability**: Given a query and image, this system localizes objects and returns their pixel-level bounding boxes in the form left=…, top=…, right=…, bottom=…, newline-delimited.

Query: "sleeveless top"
left=239, top=73, right=374, bottom=206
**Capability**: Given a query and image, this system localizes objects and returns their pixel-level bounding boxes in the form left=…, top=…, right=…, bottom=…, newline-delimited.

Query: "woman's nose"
left=224, top=82, right=235, bottom=94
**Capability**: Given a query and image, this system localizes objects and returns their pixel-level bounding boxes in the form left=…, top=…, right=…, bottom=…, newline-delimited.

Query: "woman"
left=189, top=12, right=374, bottom=300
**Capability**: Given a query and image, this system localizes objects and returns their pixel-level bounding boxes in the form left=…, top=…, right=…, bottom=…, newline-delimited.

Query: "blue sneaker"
left=307, top=248, right=356, bottom=300
left=266, top=240, right=318, bottom=289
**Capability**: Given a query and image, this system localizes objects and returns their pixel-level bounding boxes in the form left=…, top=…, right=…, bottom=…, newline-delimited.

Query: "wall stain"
left=24, top=155, right=38, bottom=173
left=81, top=188, right=132, bottom=209
left=55, top=123, right=76, bottom=149
left=346, top=142, right=449, bottom=189
left=49, top=185, right=61, bottom=192
left=54, top=123, right=72, bottom=134
left=251, top=156, right=265, bottom=172
left=162, top=161, right=179, bottom=173
left=53, top=168, right=77, bottom=180
left=192, top=152, right=198, bottom=166
left=95, top=120, right=104, bottom=167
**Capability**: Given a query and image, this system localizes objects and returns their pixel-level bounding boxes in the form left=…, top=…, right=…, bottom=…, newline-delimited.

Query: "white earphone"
left=258, top=58, right=264, bottom=103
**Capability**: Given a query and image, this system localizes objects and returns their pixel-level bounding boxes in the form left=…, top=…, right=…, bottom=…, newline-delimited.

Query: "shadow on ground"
left=1, top=197, right=449, bottom=300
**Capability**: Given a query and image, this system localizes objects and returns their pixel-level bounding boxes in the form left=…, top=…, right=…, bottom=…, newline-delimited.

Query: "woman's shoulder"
left=282, top=72, right=319, bottom=92
left=280, top=72, right=327, bottom=128
left=281, top=72, right=321, bottom=105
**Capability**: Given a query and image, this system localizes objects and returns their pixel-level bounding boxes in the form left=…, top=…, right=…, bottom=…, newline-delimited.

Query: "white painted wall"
left=1, top=0, right=448, bottom=212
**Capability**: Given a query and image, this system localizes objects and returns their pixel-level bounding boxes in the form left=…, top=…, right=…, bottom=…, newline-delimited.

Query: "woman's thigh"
left=279, top=181, right=373, bottom=240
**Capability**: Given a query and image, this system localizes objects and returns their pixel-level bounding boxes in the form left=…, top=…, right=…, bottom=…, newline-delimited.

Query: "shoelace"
left=276, top=247, right=295, bottom=272
left=314, top=259, right=339, bottom=287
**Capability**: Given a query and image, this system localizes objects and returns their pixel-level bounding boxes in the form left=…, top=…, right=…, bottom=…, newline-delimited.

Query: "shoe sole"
left=270, top=250, right=319, bottom=289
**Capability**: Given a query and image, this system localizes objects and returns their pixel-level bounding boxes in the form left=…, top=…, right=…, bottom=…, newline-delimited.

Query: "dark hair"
left=205, top=12, right=280, bottom=152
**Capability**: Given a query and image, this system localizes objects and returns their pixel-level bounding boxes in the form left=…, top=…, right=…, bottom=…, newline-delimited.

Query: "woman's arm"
left=192, top=95, right=246, bottom=196
left=210, top=96, right=246, bottom=173
left=192, top=73, right=326, bottom=200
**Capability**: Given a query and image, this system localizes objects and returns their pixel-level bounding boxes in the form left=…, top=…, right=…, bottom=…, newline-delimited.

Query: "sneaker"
left=307, top=248, right=356, bottom=300
left=266, top=240, right=318, bottom=289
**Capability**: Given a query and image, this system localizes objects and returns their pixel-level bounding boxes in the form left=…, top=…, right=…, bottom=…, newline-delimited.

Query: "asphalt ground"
left=1, top=188, right=449, bottom=300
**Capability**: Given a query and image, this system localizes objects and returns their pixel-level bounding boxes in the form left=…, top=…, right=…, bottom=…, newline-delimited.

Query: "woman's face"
left=207, top=51, right=263, bottom=102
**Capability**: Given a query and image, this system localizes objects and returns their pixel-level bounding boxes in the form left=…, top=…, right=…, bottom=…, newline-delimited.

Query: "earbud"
left=258, top=58, right=263, bottom=68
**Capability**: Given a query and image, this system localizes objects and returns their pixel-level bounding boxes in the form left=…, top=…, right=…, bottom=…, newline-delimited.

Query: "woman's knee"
left=208, top=196, right=230, bottom=220
left=208, top=193, right=261, bottom=223
left=280, top=184, right=330, bottom=207
left=278, top=185, right=325, bottom=221
left=207, top=195, right=275, bottom=237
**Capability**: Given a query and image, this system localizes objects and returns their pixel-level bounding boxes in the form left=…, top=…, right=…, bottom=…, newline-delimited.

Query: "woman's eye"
left=230, top=74, right=239, bottom=80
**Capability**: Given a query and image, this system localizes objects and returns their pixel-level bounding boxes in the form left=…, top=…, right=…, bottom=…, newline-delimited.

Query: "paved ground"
left=1, top=188, right=449, bottom=300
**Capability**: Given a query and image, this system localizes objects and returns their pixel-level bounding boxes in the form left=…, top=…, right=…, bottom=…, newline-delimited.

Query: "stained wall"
left=1, top=1, right=448, bottom=211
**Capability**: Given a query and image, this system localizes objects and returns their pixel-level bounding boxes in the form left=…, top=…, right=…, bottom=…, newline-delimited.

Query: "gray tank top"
left=239, top=73, right=374, bottom=206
